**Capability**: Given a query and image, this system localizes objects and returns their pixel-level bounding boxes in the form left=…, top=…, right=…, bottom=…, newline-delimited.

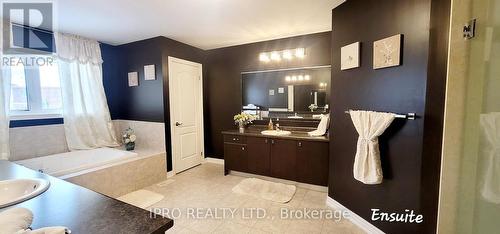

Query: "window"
left=8, top=57, right=62, bottom=119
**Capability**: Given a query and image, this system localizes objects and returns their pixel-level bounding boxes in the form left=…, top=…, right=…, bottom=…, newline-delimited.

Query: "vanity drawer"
left=224, top=135, right=246, bottom=144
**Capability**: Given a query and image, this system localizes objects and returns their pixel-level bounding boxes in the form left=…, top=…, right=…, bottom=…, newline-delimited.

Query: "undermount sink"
left=0, top=178, right=50, bottom=208
left=261, top=130, right=292, bottom=136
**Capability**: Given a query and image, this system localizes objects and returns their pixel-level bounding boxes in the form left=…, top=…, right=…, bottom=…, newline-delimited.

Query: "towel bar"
left=344, top=110, right=416, bottom=120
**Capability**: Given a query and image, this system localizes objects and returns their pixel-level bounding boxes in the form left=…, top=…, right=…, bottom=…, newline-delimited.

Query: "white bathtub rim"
left=59, top=151, right=165, bottom=180
left=14, top=148, right=166, bottom=180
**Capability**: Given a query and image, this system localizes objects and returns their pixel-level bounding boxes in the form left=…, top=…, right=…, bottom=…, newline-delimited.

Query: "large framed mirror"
left=241, top=66, right=331, bottom=120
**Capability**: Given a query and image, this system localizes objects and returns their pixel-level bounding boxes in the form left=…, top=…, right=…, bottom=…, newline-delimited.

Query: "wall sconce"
left=259, top=48, right=306, bottom=62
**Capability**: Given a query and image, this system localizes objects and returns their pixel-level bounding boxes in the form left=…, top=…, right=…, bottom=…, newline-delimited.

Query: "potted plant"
left=308, top=104, right=318, bottom=112
left=122, top=127, right=137, bottom=151
left=234, top=112, right=257, bottom=133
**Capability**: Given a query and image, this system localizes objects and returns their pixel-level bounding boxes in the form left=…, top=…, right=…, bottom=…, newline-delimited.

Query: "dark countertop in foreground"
left=222, top=128, right=329, bottom=142
left=0, top=160, right=173, bottom=234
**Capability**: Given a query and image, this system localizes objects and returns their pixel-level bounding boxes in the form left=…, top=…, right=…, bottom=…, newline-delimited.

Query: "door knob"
left=175, top=122, right=183, bottom=126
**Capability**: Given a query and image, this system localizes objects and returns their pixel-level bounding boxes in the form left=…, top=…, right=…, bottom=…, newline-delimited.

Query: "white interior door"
left=168, top=57, right=204, bottom=173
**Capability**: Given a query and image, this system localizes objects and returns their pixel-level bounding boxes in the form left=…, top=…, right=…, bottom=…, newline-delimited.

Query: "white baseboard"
left=204, top=157, right=224, bottom=165
left=326, top=197, right=385, bottom=234
left=230, top=171, right=328, bottom=192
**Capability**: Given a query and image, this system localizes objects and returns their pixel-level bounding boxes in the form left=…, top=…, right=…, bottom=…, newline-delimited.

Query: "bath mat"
left=232, top=178, right=296, bottom=203
left=117, top=190, right=164, bottom=209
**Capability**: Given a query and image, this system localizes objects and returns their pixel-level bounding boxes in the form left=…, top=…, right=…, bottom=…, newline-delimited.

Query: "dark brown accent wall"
left=205, top=32, right=332, bottom=158
left=110, top=37, right=206, bottom=171
left=329, top=0, right=449, bottom=233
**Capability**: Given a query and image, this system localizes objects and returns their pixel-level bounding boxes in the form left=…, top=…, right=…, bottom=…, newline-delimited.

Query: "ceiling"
left=5, top=0, right=344, bottom=50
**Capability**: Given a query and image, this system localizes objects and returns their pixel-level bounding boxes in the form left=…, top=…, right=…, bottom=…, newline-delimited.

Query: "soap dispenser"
left=268, top=118, right=274, bottom=130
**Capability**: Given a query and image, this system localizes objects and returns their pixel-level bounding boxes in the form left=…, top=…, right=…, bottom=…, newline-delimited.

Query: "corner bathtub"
left=14, top=148, right=168, bottom=197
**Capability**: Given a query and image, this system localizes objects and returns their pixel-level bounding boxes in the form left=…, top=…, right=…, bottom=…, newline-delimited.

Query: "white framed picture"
left=144, top=65, right=156, bottom=80
left=128, top=72, right=139, bottom=87
left=340, top=42, right=360, bottom=70
left=373, top=34, right=402, bottom=69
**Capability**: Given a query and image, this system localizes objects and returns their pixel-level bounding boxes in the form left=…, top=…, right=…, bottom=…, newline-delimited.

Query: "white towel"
left=27, top=227, right=70, bottom=234
left=479, top=113, right=500, bottom=204
left=0, top=207, right=33, bottom=234
left=350, top=110, right=395, bottom=184
left=308, top=114, right=330, bottom=136
left=0, top=207, right=70, bottom=234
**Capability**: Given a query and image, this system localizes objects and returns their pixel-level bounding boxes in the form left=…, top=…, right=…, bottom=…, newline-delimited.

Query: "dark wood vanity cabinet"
left=247, top=137, right=271, bottom=176
left=223, top=133, right=329, bottom=186
left=270, top=139, right=297, bottom=181
left=224, top=142, right=248, bottom=173
left=296, top=141, right=329, bottom=185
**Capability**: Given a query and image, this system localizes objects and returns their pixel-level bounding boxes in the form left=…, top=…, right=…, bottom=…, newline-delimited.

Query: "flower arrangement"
left=308, top=104, right=318, bottom=112
left=234, top=112, right=257, bottom=132
left=122, top=127, right=137, bottom=151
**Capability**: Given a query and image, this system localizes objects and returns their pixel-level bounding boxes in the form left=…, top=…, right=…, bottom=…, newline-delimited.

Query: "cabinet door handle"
left=265, top=139, right=268, bottom=144
left=241, top=147, right=245, bottom=151
left=271, top=140, right=275, bottom=145
left=298, top=142, right=302, bottom=147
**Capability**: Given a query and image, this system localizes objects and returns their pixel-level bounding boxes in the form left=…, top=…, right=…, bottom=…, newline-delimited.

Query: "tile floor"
left=141, top=162, right=365, bottom=234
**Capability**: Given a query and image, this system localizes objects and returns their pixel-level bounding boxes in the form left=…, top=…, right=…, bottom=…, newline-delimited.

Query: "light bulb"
left=292, top=76, right=297, bottom=81
left=285, top=76, right=291, bottom=82
left=298, top=75, right=304, bottom=81
left=259, top=53, right=270, bottom=62
left=305, top=75, right=311, bottom=80
left=282, top=50, right=293, bottom=60
left=295, top=48, right=305, bottom=58
left=270, top=51, right=281, bottom=61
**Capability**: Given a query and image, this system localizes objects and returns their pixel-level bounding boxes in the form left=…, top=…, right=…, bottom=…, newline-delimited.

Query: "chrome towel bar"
left=344, top=110, right=416, bottom=120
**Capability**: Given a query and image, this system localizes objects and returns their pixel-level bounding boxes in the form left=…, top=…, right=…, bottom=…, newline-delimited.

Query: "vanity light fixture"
left=319, top=83, right=328, bottom=87
left=285, top=74, right=311, bottom=82
left=259, top=48, right=306, bottom=63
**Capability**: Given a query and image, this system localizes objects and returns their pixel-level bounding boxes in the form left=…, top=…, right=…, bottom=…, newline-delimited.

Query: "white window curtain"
left=479, top=113, right=500, bottom=204
left=350, top=110, right=396, bottom=184
left=55, top=32, right=118, bottom=150
left=0, top=65, right=10, bottom=160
